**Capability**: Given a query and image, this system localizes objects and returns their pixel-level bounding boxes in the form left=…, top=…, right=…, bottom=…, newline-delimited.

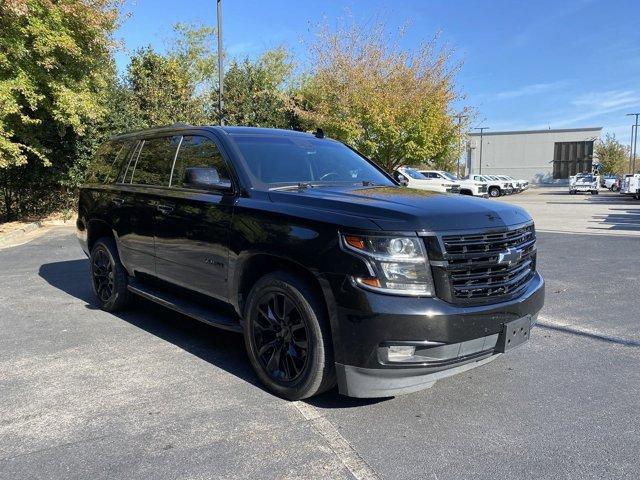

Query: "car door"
left=154, top=133, right=235, bottom=301
left=114, top=136, right=179, bottom=277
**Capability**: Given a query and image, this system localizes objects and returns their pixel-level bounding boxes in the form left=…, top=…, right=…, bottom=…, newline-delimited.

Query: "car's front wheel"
left=488, top=186, right=501, bottom=198
left=90, top=237, right=132, bottom=312
left=243, top=272, right=336, bottom=400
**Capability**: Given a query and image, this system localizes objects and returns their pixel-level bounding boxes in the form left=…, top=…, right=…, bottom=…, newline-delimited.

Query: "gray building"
left=467, top=127, right=602, bottom=184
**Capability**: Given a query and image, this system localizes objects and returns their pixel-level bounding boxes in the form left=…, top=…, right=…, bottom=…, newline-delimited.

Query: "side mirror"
left=184, top=167, right=232, bottom=191
left=393, top=173, right=409, bottom=186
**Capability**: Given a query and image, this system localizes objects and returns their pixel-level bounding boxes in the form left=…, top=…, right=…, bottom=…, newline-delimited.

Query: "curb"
left=0, top=221, right=43, bottom=248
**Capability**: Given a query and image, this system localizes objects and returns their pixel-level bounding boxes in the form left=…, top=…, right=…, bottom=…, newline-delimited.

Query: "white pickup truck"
left=620, top=174, right=640, bottom=199
left=470, top=174, right=511, bottom=197
left=419, top=170, right=488, bottom=197
left=569, top=173, right=599, bottom=195
left=395, top=167, right=461, bottom=193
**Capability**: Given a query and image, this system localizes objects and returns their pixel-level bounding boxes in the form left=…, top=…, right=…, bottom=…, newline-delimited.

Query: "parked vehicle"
left=78, top=125, right=545, bottom=400
left=620, top=174, right=640, bottom=199
left=395, top=166, right=461, bottom=193
left=602, top=175, right=620, bottom=191
left=496, top=175, right=529, bottom=192
left=419, top=170, right=488, bottom=197
left=470, top=174, right=511, bottom=197
left=569, top=173, right=598, bottom=194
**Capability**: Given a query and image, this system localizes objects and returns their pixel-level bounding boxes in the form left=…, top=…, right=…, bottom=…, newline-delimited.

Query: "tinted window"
left=130, top=136, right=179, bottom=186
left=232, top=135, right=393, bottom=186
left=402, top=168, right=426, bottom=179
left=87, top=140, right=133, bottom=184
left=171, top=136, right=230, bottom=188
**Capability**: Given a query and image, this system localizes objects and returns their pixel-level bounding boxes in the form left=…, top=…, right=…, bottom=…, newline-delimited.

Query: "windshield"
left=576, top=175, right=595, bottom=182
left=402, top=167, right=427, bottom=179
left=231, top=134, right=394, bottom=187
left=440, top=172, right=457, bottom=181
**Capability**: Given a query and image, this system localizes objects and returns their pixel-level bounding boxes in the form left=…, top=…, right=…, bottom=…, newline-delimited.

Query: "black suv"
left=77, top=125, right=544, bottom=399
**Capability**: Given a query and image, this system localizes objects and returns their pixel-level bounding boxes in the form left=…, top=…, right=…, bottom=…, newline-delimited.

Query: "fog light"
left=388, top=345, right=415, bottom=361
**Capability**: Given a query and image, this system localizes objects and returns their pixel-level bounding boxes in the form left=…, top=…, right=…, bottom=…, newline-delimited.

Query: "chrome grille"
left=436, top=224, right=536, bottom=303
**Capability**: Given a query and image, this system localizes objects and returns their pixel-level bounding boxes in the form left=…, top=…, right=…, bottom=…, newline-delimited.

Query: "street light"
left=627, top=113, right=640, bottom=173
left=217, top=0, right=224, bottom=126
left=474, top=127, right=490, bottom=175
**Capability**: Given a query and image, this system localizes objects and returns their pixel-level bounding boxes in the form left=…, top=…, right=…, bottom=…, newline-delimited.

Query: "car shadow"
left=37, top=259, right=386, bottom=407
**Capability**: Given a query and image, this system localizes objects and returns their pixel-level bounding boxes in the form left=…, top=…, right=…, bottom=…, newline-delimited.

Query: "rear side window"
left=171, top=136, right=230, bottom=188
left=130, top=136, right=180, bottom=186
left=86, top=140, right=133, bottom=184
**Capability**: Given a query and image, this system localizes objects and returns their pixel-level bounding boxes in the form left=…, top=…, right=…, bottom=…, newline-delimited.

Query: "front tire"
left=243, top=271, right=336, bottom=400
left=90, top=237, right=132, bottom=312
left=488, top=186, right=501, bottom=198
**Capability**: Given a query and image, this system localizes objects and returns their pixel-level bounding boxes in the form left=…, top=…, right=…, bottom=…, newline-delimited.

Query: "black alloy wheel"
left=92, top=247, right=115, bottom=303
left=244, top=271, right=336, bottom=400
left=90, top=237, right=132, bottom=312
left=252, top=291, right=309, bottom=382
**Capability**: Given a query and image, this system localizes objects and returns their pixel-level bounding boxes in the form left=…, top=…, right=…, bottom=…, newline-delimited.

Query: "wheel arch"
left=87, top=219, right=115, bottom=252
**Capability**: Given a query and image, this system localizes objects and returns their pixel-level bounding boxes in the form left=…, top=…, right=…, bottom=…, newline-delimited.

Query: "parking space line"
left=292, top=401, right=380, bottom=480
left=537, top=315, right=640, bottom=347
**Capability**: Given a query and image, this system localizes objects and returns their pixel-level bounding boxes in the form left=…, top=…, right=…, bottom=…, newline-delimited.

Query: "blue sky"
left=114, top=0, right=640, bottom=144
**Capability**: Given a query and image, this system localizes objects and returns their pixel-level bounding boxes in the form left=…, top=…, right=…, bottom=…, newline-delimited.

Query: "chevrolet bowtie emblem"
left=497, top=247, right=522, bottom=265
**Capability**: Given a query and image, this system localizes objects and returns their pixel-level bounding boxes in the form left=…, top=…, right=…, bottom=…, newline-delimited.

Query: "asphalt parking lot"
left=1, top=187, right=639, bottom=480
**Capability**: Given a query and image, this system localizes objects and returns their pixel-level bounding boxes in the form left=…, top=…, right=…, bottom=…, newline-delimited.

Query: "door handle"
left=112, top=197, right=125, bottom=206
left=156, top=202, right=174, bottom=214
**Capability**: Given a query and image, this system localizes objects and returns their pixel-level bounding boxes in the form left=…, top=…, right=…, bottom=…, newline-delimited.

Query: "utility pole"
left=627, top=113, right=640, bottom=173
left=217, top=0, right=224, bottom=126
left=474, top=127, right=489, bottom=175
left=453, top=114, right=467, bottom=177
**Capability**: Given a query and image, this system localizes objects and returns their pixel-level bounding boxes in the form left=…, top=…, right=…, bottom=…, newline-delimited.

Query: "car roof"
left=111, top=124, right=317, bottom=141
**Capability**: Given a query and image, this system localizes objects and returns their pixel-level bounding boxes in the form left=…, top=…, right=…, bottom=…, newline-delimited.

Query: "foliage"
left=0, top=0, right=120, bottom=219
left=295, top=22, right=465, bottom=173
left=595, top=133, right=628, bottom=175
left=221, top=48, right=299, bottom=129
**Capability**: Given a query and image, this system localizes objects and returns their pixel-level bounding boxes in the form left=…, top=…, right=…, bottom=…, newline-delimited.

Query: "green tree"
left=221, top=48, right=299, bottom=128
left=0, top=0, right=120, bottom=219
left=595, top=133, right=628, bottom=175
left=295, top=22, right=465, bottom=173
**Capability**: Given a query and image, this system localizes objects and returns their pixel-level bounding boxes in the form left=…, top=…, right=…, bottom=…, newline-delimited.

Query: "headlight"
left=341, top=234, right=434, bottom=296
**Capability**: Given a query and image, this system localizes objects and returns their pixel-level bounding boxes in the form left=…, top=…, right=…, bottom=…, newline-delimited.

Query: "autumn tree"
left=296, top=22, right=465, bottom=173
left=595, top=133, right=629, bottom=175
left=0, top=0, right=120, bottom=219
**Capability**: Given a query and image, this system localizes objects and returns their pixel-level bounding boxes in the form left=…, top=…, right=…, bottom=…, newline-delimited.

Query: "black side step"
left=127, top=280, right=242, bottom=333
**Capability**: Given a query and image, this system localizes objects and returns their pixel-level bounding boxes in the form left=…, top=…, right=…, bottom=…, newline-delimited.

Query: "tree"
left=295, top=22, right=465, bottom=173
left=595, top=133, right=628, bottom=175
left=0, top=0, right=120, bottom=219
left=220, top=48, right=299, bottom=129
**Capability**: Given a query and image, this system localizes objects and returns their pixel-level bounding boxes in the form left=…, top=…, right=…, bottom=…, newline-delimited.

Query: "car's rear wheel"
left=243, top=271, right=335, bottom=400
left=488, top=186, right=501, bottom=198
left=90, top=237, right=132, bottom=312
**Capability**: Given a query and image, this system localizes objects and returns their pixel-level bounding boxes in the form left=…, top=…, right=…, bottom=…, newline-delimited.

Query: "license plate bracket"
left=496, top=316, right=531, bottom=353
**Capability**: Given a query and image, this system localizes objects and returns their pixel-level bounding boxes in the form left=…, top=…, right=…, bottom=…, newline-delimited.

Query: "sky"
left=113, top=0, right=640, bottom=144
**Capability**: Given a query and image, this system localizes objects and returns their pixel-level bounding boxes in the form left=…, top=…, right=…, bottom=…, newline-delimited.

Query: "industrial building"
left=467, top=127, right=602, bottom=184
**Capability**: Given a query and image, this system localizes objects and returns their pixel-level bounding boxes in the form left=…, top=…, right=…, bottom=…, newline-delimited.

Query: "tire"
left=569, top=190, right=576, bottom=195
left=90, top=237, right=133, bottom=312
left=243, top=271, right=336, bottom=400
left=592, top=190, right=599, bottom=195
left=488, top=186, right=501, bottom=198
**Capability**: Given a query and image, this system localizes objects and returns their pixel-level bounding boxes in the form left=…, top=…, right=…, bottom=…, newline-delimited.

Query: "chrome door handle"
left=156, top=203, right=174, bottom=214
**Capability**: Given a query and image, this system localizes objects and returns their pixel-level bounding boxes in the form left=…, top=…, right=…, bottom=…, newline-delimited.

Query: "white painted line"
left=537, top=315, right=640, bottom=347
left=292, top=401, right=381, bottom=480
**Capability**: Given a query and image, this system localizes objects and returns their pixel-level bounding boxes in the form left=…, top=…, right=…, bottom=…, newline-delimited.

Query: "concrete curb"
left=0, top=221, right=43, bottom=248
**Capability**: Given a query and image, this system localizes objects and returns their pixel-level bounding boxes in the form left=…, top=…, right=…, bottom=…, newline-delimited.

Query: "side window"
left=130, top=136, right=180, bottom=186
left=171, top=135, right=230, bottom=188
left=86, top=140, right=134, bottom=184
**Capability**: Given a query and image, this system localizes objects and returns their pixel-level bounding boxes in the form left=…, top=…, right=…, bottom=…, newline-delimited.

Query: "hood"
left=268, top=185, right=532, bottom=232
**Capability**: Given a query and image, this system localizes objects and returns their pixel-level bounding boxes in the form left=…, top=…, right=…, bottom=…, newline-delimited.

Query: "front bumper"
left=326, top=271, right=545, bottom=398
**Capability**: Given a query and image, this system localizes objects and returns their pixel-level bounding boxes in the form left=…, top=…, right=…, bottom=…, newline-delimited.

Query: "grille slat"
left=437, top=224, right=536, bottom=304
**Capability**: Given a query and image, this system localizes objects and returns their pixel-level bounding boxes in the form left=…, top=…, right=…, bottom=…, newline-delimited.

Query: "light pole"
left=474, top=127, right=489, bottom=175
left=627, top=113, right=640, bottom=173
left=217, top=0, right=224, bottom=126
left=453, top=114, right=467, bottom=177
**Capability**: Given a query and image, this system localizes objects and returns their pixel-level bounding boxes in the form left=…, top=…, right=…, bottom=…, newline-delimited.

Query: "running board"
left=127, top=281, right=242, bottom=333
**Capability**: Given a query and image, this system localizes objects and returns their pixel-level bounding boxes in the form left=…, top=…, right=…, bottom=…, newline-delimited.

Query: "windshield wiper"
left=269, top=182, right=315, bottom=191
